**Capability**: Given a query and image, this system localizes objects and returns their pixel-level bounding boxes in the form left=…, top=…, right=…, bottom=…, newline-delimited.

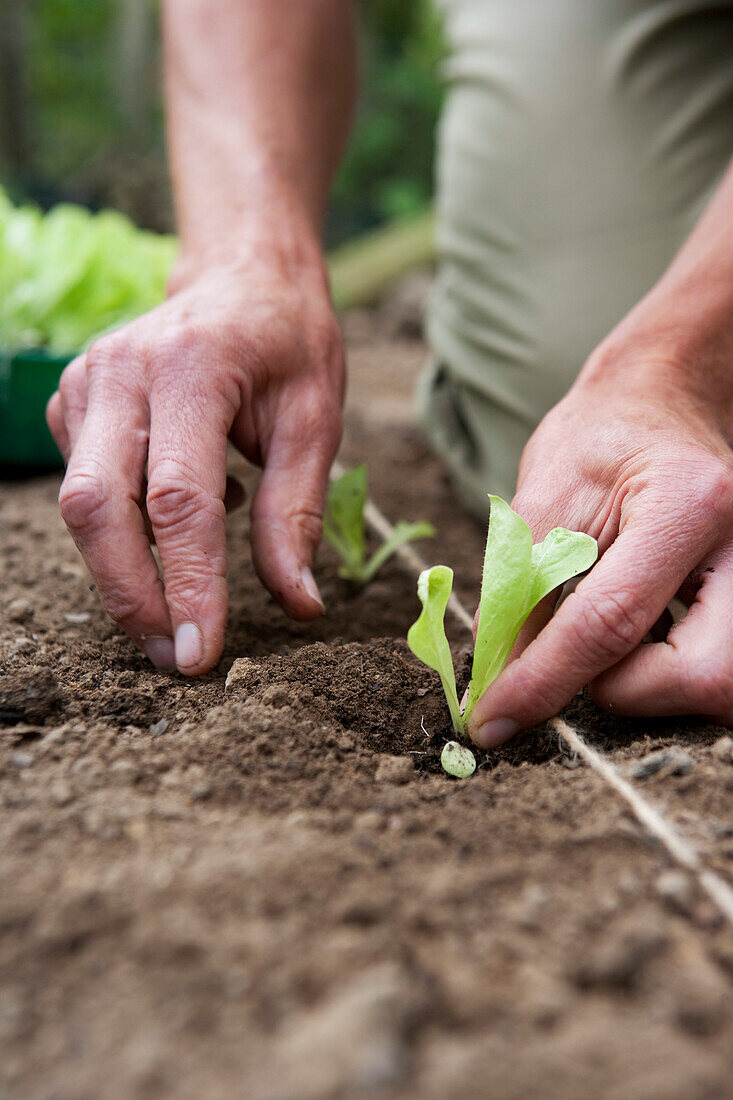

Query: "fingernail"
left=143, top=636, right=176, bottom=671
left=471, top=718, right=519, bottom=749
left=175, top=622, right=203, bottom=671
left=300, top=566, right=325, bottom=610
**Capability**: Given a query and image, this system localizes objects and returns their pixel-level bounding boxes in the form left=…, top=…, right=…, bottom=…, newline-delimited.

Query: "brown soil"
left=2, top=318, right=733, bottom=1100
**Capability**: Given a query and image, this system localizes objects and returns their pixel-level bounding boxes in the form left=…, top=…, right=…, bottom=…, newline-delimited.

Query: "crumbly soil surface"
left=2, top=315, right=733, bottom=1100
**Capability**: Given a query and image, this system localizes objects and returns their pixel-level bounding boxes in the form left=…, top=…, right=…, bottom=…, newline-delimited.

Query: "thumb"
left=249, top=404, right=340, bottom=621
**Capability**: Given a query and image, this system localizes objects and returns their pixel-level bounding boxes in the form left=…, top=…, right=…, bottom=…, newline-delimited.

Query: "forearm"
left=163, top=0, right=358, bottom=269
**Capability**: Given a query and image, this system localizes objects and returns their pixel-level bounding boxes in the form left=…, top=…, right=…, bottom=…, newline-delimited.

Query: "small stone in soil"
left=224, top=657, right=258, bottom=694
left=149, top=718, right=168, bottom=737
left=375, top=755, right=414, bottom=784
left=59, top=561, right=85, bottom=579
left=631, top=749, right=693, bottom=779
left=655, top=870, right=695, bottom=915
left=10, top=752, right=33, bottom=768
left=668, top=751, right=694, bottom=776
left=6, top=598, right=33, bottom=623
left=63, top=612, right=91, bottom=625
left=712, top=736, right=733, bottom=764
left=49, top=781, right=74, bottom=806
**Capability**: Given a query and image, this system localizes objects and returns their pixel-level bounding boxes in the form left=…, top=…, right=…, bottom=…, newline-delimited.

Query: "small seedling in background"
left=408, top=496, right=598, bottom=777
left=324, top=464, right=434, bottom=586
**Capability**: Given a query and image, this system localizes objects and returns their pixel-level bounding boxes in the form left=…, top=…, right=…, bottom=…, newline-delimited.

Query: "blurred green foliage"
left=29, top=1, right=128, bottom=185
left=330, top=0, right=445, bottom=242
left=1, top=0, right=443, bottom=244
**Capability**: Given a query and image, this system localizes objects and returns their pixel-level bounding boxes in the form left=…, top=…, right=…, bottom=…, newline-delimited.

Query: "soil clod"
left=0, top=666, right=61, bottom=724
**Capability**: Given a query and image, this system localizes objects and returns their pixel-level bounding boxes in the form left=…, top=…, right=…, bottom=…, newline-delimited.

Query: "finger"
left=59, top=397, right=174, bottom=668
left=467, top=516, right=715, bottom=748
left=139, top=473, right=245, bottom=545
left=146, top=391, right=233, bottom=676
left=249, top=393, right=341, bottom=621
left=46, top=392, right=70, bottom=462
left=591, top=548, right=733, bottom=721
left=57, top=355, right=89, bottom=452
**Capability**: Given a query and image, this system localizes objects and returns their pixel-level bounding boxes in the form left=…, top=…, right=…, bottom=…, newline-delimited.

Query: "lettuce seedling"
left=408, top=496, right=597, bottom=755
left=324, top=464, right=434, bottom=586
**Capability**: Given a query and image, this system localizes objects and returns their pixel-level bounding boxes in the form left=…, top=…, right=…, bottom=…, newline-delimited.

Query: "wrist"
left=577, top=277, right=733, bottom=425
left=169, top=177, right=328, bottom=295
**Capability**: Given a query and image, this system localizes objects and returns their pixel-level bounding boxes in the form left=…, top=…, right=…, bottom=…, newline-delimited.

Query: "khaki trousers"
left=421, top=0, right=733, bottom=514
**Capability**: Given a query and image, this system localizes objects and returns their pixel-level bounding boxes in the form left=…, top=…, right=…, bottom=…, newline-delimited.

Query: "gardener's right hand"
left=46, top=238, right=344, bottom=675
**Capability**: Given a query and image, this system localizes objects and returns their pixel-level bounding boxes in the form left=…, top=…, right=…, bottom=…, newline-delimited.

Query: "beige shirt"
left=421, top=0, right=733, bottom=514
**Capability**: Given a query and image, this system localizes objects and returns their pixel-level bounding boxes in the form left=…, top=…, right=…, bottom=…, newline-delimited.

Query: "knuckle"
left=46, top=391, right=61, bottom=424
left=566, top=588, right=646, bottom=662
left=155, top=560, right=224, bottom=606
left=682, top=653, right=733, bottom=715
left=697, top=462, right=733, bottom=526
left=146, top=468, right=220, bottom=533
left=150, top=326, right=204, bottom=366
left=58, top=361, right=83, bottom=399
left=59, top=471, right=109, bottom=531
left=258, top=506, right=323, bottom=551
left=295, top=507, right=323, bottom=548
left=308, top=315, right=345, bottom=389
left=86, top=333, right=136, bottom=375
left=101, top=587, right=152, bottom=630
left=299, top=386, right=342, bottom=440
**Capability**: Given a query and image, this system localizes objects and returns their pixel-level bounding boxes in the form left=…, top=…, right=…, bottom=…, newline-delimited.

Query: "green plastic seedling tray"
left=0, top=349, right=71, bottom=471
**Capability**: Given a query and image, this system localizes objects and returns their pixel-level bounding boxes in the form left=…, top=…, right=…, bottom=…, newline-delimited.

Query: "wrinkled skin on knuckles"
left=48, top=256, right=345, bottom=675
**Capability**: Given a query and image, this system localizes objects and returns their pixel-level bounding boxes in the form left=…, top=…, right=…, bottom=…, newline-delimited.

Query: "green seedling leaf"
left=407, top=566, right=463, bottom=734
left=465, top=496, right=533, bottom=720
left=441, top=740, right=476, bottom=778
left=407, top=496, right=598, bottom=752
left=324, top=465, right=434, bottom=585
left=529, top=526, right=598, bottom=608
left=464, top=497, right=598, bottom=721
left=323, top=464, right=368, bottom=581
left=361, top=519, right=436, bottom=584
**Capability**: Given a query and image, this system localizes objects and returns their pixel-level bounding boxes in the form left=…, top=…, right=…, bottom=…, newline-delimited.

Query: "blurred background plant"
left=0, top=0, right=444, bottom=246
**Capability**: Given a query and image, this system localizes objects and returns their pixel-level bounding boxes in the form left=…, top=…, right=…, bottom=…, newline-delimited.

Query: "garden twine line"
left=340, top=462, right=733, bottom=929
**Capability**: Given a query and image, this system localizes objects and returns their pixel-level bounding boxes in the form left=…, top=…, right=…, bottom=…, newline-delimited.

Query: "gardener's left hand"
left=468, top=284, right=733, bottom=748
